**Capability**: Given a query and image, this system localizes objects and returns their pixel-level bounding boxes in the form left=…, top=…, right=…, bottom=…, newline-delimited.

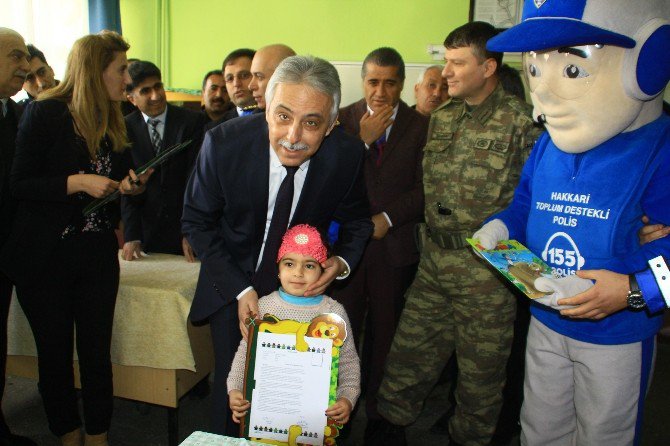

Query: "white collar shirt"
left=256, top=146, right=310, bottom=268
left=142, top=107, right=168, bottom=140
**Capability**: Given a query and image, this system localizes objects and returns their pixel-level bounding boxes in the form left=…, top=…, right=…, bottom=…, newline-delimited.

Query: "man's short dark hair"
left=361, top=47, right=405, bottom=81
left=127, top=60, right=162, bottom=92
left=444, top=21, right=503, bottom=72
left=202, top=69, right=223, bottom=90
left=27, top=44, right=48, bottom=64
left=222, top=48, right=255, bottom=70
left=498, top=64, right=525, bottom=100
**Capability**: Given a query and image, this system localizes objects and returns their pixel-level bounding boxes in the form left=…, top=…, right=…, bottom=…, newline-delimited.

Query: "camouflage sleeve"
left=491, top=132, right=550, bottom=242
left=523, top=122, right=545, bottom=158
left=519, top=120, right=545, bottom=164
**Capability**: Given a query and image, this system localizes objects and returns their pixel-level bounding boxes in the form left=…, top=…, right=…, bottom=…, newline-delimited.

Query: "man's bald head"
left=249, top=44, right=296, bottom=109
left=0, top=27, right=30, bottom=98
left=0, top=27, right=23, bottom=40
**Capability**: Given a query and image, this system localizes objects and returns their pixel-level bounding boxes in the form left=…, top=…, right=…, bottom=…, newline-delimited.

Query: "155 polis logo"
left=540, top=232, right=586, bottom=277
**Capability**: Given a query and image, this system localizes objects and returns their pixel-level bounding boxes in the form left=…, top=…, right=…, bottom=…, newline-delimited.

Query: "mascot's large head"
left=488, top=0, right=670, bottom=153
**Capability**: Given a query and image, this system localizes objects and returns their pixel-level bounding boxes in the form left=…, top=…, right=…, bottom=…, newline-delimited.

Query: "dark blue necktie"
left=252, top=165, right=299, bottom=296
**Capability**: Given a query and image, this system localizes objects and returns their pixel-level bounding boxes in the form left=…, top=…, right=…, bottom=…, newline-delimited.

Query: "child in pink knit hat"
left=227, top=224, right=361, bottom=436
left=275, top=224, right=328, bottom=297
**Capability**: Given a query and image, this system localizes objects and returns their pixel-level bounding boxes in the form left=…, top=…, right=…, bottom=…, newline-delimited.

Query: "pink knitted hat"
left=276, top=224, right=328, bottom=264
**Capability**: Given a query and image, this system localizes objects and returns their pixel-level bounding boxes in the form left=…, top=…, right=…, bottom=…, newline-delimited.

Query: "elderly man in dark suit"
left=332, top=47, right=428, bottom=430
left=0, top=27, right=37, bottom=446
left=182, top=55, right=373, bottom=436
left=121, top=61, right=205, bottom=261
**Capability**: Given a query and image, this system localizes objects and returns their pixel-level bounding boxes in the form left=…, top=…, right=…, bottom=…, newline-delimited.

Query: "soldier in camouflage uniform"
left=371, top=22, right=543, bottom=446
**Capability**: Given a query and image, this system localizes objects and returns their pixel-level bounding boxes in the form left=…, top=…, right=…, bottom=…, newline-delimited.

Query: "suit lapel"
left=352, top=99, right=373, bottom=165
left=160, top=106, right=182, bottom=184
left=352, top=99, right=367, bottom=136
left=381, top=101, right=409, bottom=166
left=8, top=99, right=22, bottom=121
left=162, top=105, right=182, bottom=149
left=131, top=112, right=155, bottom=163
left=247, top=123, right=270, bottom=260
left=292, top=135, right=335, bottom=224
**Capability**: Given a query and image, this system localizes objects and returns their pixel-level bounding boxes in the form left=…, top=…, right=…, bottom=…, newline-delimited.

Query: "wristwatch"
left=627, top=273, right=646, bottom=310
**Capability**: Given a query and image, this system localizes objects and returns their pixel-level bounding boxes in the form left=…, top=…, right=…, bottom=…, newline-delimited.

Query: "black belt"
left=425, top=226, right=469, bottom=250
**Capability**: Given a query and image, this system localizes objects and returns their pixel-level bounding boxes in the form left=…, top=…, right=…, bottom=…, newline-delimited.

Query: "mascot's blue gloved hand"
left=533, top=275, right=594, bottom=310
left=472, top=219, right=509, bottom=250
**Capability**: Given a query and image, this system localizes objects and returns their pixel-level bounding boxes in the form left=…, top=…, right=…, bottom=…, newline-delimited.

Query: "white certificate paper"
left=248, top=332, right=333, bottom=445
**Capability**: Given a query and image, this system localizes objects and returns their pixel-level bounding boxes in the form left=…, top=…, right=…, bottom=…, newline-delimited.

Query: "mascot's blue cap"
left=486, top=0, right=668, bottom=52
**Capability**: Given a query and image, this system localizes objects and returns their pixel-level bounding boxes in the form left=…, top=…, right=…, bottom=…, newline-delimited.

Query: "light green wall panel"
left=121, top=0, right=470, bottom=90
left=121, top=0, right=160, bottom=64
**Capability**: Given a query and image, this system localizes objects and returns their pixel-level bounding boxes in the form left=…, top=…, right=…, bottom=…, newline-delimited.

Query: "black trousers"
left=0, top=271, right=13, bottom=435
left=208, top=303, right=243, bottom=437
left=15, top=231, right=119, bottom=436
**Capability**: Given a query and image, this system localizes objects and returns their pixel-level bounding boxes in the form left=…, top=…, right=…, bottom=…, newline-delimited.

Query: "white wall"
left=2, top=0, right=89, bottom=102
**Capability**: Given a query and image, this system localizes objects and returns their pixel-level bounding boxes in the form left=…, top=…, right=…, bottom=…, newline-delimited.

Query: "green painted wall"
left=121, top=0, right=470, bottom=90
left=121, top=0, right=160, bottom=64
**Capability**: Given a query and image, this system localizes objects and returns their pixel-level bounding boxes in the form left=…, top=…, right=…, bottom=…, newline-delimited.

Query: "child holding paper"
left=227, top=224, right=361, bottom=427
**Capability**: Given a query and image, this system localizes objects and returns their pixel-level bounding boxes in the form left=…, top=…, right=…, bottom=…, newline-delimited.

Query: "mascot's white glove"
left=533, top=275, right=594, bottom=310
left=472, top=219, right=509, bottom=250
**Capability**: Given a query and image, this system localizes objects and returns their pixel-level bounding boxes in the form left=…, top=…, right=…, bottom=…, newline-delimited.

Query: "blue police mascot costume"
left=472, top=1, right=670, bottom=445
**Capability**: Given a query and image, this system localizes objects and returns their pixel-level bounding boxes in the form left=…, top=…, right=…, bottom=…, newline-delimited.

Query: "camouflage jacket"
left=423, top=83, right=543, bottom=236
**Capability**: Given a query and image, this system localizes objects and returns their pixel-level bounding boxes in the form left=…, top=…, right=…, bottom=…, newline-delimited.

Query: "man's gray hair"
left=416, top=65, right=443, bottom=85
left=265, top=55, right=341, bottom=126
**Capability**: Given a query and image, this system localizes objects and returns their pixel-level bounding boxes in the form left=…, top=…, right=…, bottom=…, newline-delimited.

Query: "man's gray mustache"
left=278, top=138, right=308, bottom=152
left=15, top=70, right=28, bottom=79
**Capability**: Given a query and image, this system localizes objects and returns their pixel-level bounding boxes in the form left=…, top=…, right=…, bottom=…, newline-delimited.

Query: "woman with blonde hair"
left=0, top=31, right=151, bottom=446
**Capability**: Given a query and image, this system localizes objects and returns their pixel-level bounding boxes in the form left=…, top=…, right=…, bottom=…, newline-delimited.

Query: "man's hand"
left=325, top=397, right=353, bottom=425
left=122, top=241, right=142, bottom=261
left=238, top=289, right=259, bottom=341
left=359, top=105, right=394, bottom=145
left=639, top=215, right=670, bottom=244
left=371, top=213, right=390, bottom=240
left=558, top=269, right=629, bottom=320
left=228, top=389, right=250, bottom=424
left=304, top=256, right=346, bottom=296
left=181, top=237, right=196, bottom=262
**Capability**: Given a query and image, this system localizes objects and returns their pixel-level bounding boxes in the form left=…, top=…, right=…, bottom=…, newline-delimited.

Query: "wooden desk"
left=7, top=253, right=213, bottom=445
left=166, top=90, right=202, bottom=113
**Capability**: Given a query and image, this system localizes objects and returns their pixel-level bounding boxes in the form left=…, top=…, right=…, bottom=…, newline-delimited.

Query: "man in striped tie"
left=121, top=61, right=205, bottom=261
